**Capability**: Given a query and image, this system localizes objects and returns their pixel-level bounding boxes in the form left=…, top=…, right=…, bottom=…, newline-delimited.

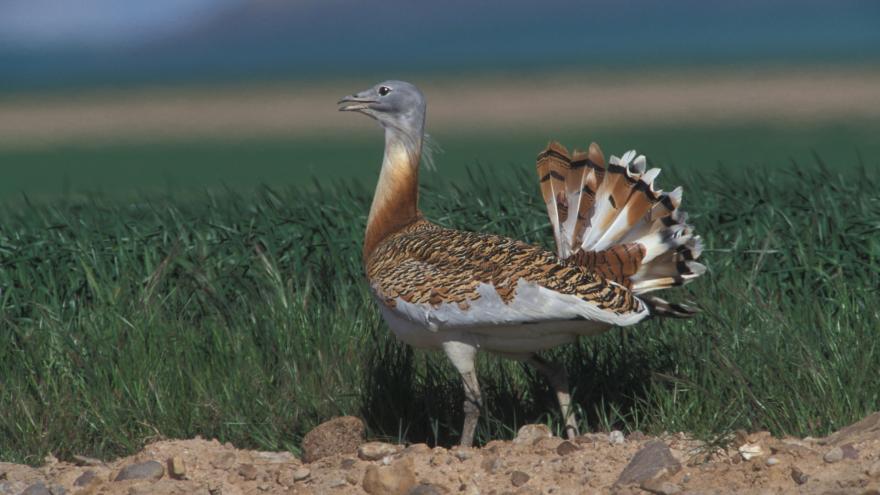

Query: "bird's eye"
left=378, top=86, right=391, bottom=96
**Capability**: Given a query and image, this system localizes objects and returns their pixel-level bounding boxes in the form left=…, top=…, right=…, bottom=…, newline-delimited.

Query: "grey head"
left=338, top=80, right=426, bottom=135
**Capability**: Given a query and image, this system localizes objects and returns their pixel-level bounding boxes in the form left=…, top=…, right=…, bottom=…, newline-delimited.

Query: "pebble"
left=823, top=447, right=844, bottom=463
left=627, top=431, right=648, bottom=442
left=403, top=443, right=431, bottom=456
left=868, top=460, right=880, bottom=478
left=514, top=424, right=553, bottom=445
left=452, top=447, right=475, bottom=461
left=609, top=430, right=625, bottom=445
left=765, top=457, right=780, bottom=467
left=167, top=456, right=186, bottom=479
left=21, top=482, right=51, bottom=495
left=556, top=440, right=579, bottom=456
left=641, top=479, right=681, bottom=495
left=575, top=433, right=608, bottom=444
left=841, top=443, right=859, bottom=460
left=511, top=471, right=530, bottom=487
left=481, top=455, right=503, bottom=474
left=616, top=441, right=681, bottom=485
left=358, top=442, right=402, bottom=461
left=407, top=484, right=444, bottom=495
left=74, top=470, right=97, bottom=487
left=362, top=458, right=416, bottom=495
left=739, top=443, right=764, bottom=460
left=114, top=460, right=165, bottom=481
left=301, top=416, right=365, bottom=463
left=790, top=466, right=809, bottom=485
left=211, top=452, right=237, bottom=470
left=293, top=467, right=311, bottom=481
left=72, top=455, right=103, bottom=467
left=238, top=463, right=258, bottom=481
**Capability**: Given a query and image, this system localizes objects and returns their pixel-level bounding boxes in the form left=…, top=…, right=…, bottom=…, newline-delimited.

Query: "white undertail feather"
left=538, top=142, right=706, bottom=300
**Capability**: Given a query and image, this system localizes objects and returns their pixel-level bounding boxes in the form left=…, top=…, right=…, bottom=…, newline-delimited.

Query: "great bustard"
left=338, top=80, right=705, bottom=447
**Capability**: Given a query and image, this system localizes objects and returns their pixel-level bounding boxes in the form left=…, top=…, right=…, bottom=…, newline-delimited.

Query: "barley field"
left=1, top=126, right=878, bottom=465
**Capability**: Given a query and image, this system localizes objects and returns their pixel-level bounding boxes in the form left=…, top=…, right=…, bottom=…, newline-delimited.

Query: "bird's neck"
left=364, top=127, right=423, bottom=261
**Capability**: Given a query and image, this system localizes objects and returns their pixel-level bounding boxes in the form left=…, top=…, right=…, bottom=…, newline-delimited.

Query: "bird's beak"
left=337, top=94, right=376, bottom=112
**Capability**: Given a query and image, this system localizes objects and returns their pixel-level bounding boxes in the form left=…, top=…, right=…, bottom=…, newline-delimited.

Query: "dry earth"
left=2, top=67, right=880, bottom=148
left=3, top=413, right=880, bottom=495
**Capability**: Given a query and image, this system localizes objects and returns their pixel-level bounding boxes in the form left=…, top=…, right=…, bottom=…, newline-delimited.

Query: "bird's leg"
left=528, top=355, right=579, bottom=439
left=442, top=340, right=481, bottom=447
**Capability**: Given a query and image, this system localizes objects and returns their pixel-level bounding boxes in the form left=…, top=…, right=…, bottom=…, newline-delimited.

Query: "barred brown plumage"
left=339, top=80, right=705, bottom=448
left=366, top=220, right=641, bottom=314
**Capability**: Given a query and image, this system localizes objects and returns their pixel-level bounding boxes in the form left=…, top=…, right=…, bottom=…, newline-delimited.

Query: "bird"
left=338, top=80, right=705, bottom=447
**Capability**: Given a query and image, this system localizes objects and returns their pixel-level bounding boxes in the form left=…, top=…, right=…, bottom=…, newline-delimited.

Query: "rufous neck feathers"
left=364, top=129, right=422, bottom=261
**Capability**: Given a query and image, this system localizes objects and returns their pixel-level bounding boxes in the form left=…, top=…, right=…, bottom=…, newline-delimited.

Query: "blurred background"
left=1, top=0, right=879, bottom=199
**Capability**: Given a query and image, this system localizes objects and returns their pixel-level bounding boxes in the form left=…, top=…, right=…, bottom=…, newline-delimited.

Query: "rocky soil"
left=3, top=413, right=880, bottom=495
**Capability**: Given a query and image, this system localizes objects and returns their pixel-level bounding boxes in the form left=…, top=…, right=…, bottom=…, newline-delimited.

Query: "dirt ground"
left=2, top=67, right=880, bottom=148
left=3, top=413, right=880, bottom=495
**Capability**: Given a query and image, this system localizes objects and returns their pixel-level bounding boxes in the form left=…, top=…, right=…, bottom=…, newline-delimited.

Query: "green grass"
left=1, top=122, right=879, bottom=199
left=1, top=144, right=879, bottom=465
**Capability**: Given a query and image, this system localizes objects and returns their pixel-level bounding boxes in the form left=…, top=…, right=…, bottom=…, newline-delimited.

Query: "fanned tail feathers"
left=536, top=141, right=705, bottom=312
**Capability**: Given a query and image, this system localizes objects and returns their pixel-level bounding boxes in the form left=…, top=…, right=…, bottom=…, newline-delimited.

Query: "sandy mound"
left=2, top=413, right=880, bottom=494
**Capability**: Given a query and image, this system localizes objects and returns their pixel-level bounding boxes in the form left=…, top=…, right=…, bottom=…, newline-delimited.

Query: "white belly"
left=377, top=295, right=615, bottom=355
left=371, top=279, right=647, bottom=355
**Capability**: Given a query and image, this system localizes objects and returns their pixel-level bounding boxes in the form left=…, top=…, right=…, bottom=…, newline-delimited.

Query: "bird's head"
left=338, top=80, right=426, bottom=134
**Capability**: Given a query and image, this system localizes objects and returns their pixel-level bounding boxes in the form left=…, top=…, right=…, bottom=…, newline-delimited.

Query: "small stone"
left=238, top=464, right=259, bottom=481
left=627, top=431, right=647, bottom=442
left=641, top=479, right=681, bottom=495
left=407, top=484, right=444, bottom=495
left=616, top=441, right=681, bottom=485
left=575, top=433, right=607, bottom=444
left=791, top=466, right=809, bottom=485
left=403, top=444, right=431, bottom=456
left=481, top=455, right=503, bottom=474
left=514, top=424, right=553, bottom=445
left=212, top=452, right=237, bottom=470
left=345, top=472, right=360, bottom=485
left=293, top=467, right=311, bottom=481
left=362, top=458, right=416, bottom=495
left=452, top=447, right=474, bottom=461
left=21, top=482, right=51, bottom=495
left=167, top=457, right=186, bottom=480
left=74, top=471, right=98, bottom=487
left=115, top=461, right=164, bottom=481
left=556, top=440, right=579, bottom=456
left=824, top=447, right=844, bottom=463
left=609, top=430, right=625, bottom=445
left=254, top=451, right=297, bottom=463
left=841, top=443, right=859, bottom=460
left=72, top=455, right=104, bottom=467
left=340, top=458, right=357, bottom=470
left=868, top=460, right=880, bottom=478
left=739, top=443, right=764, bottom=460
left=765, top=457, right=780, bottom=466
left=358, top=442, right=402, bottom=461
left=511, top=471, right=530, bottom=487
left=302, top=416, right=365, bottom=463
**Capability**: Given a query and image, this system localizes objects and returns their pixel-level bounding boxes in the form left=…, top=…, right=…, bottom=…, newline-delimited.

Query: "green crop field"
left=1, top=122, right=879, bottom=200
left=1, top=124, right=879, bottom=465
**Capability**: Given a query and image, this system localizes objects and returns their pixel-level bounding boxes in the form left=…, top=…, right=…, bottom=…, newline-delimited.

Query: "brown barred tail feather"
left=537, top=141, right=705, bottom=300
